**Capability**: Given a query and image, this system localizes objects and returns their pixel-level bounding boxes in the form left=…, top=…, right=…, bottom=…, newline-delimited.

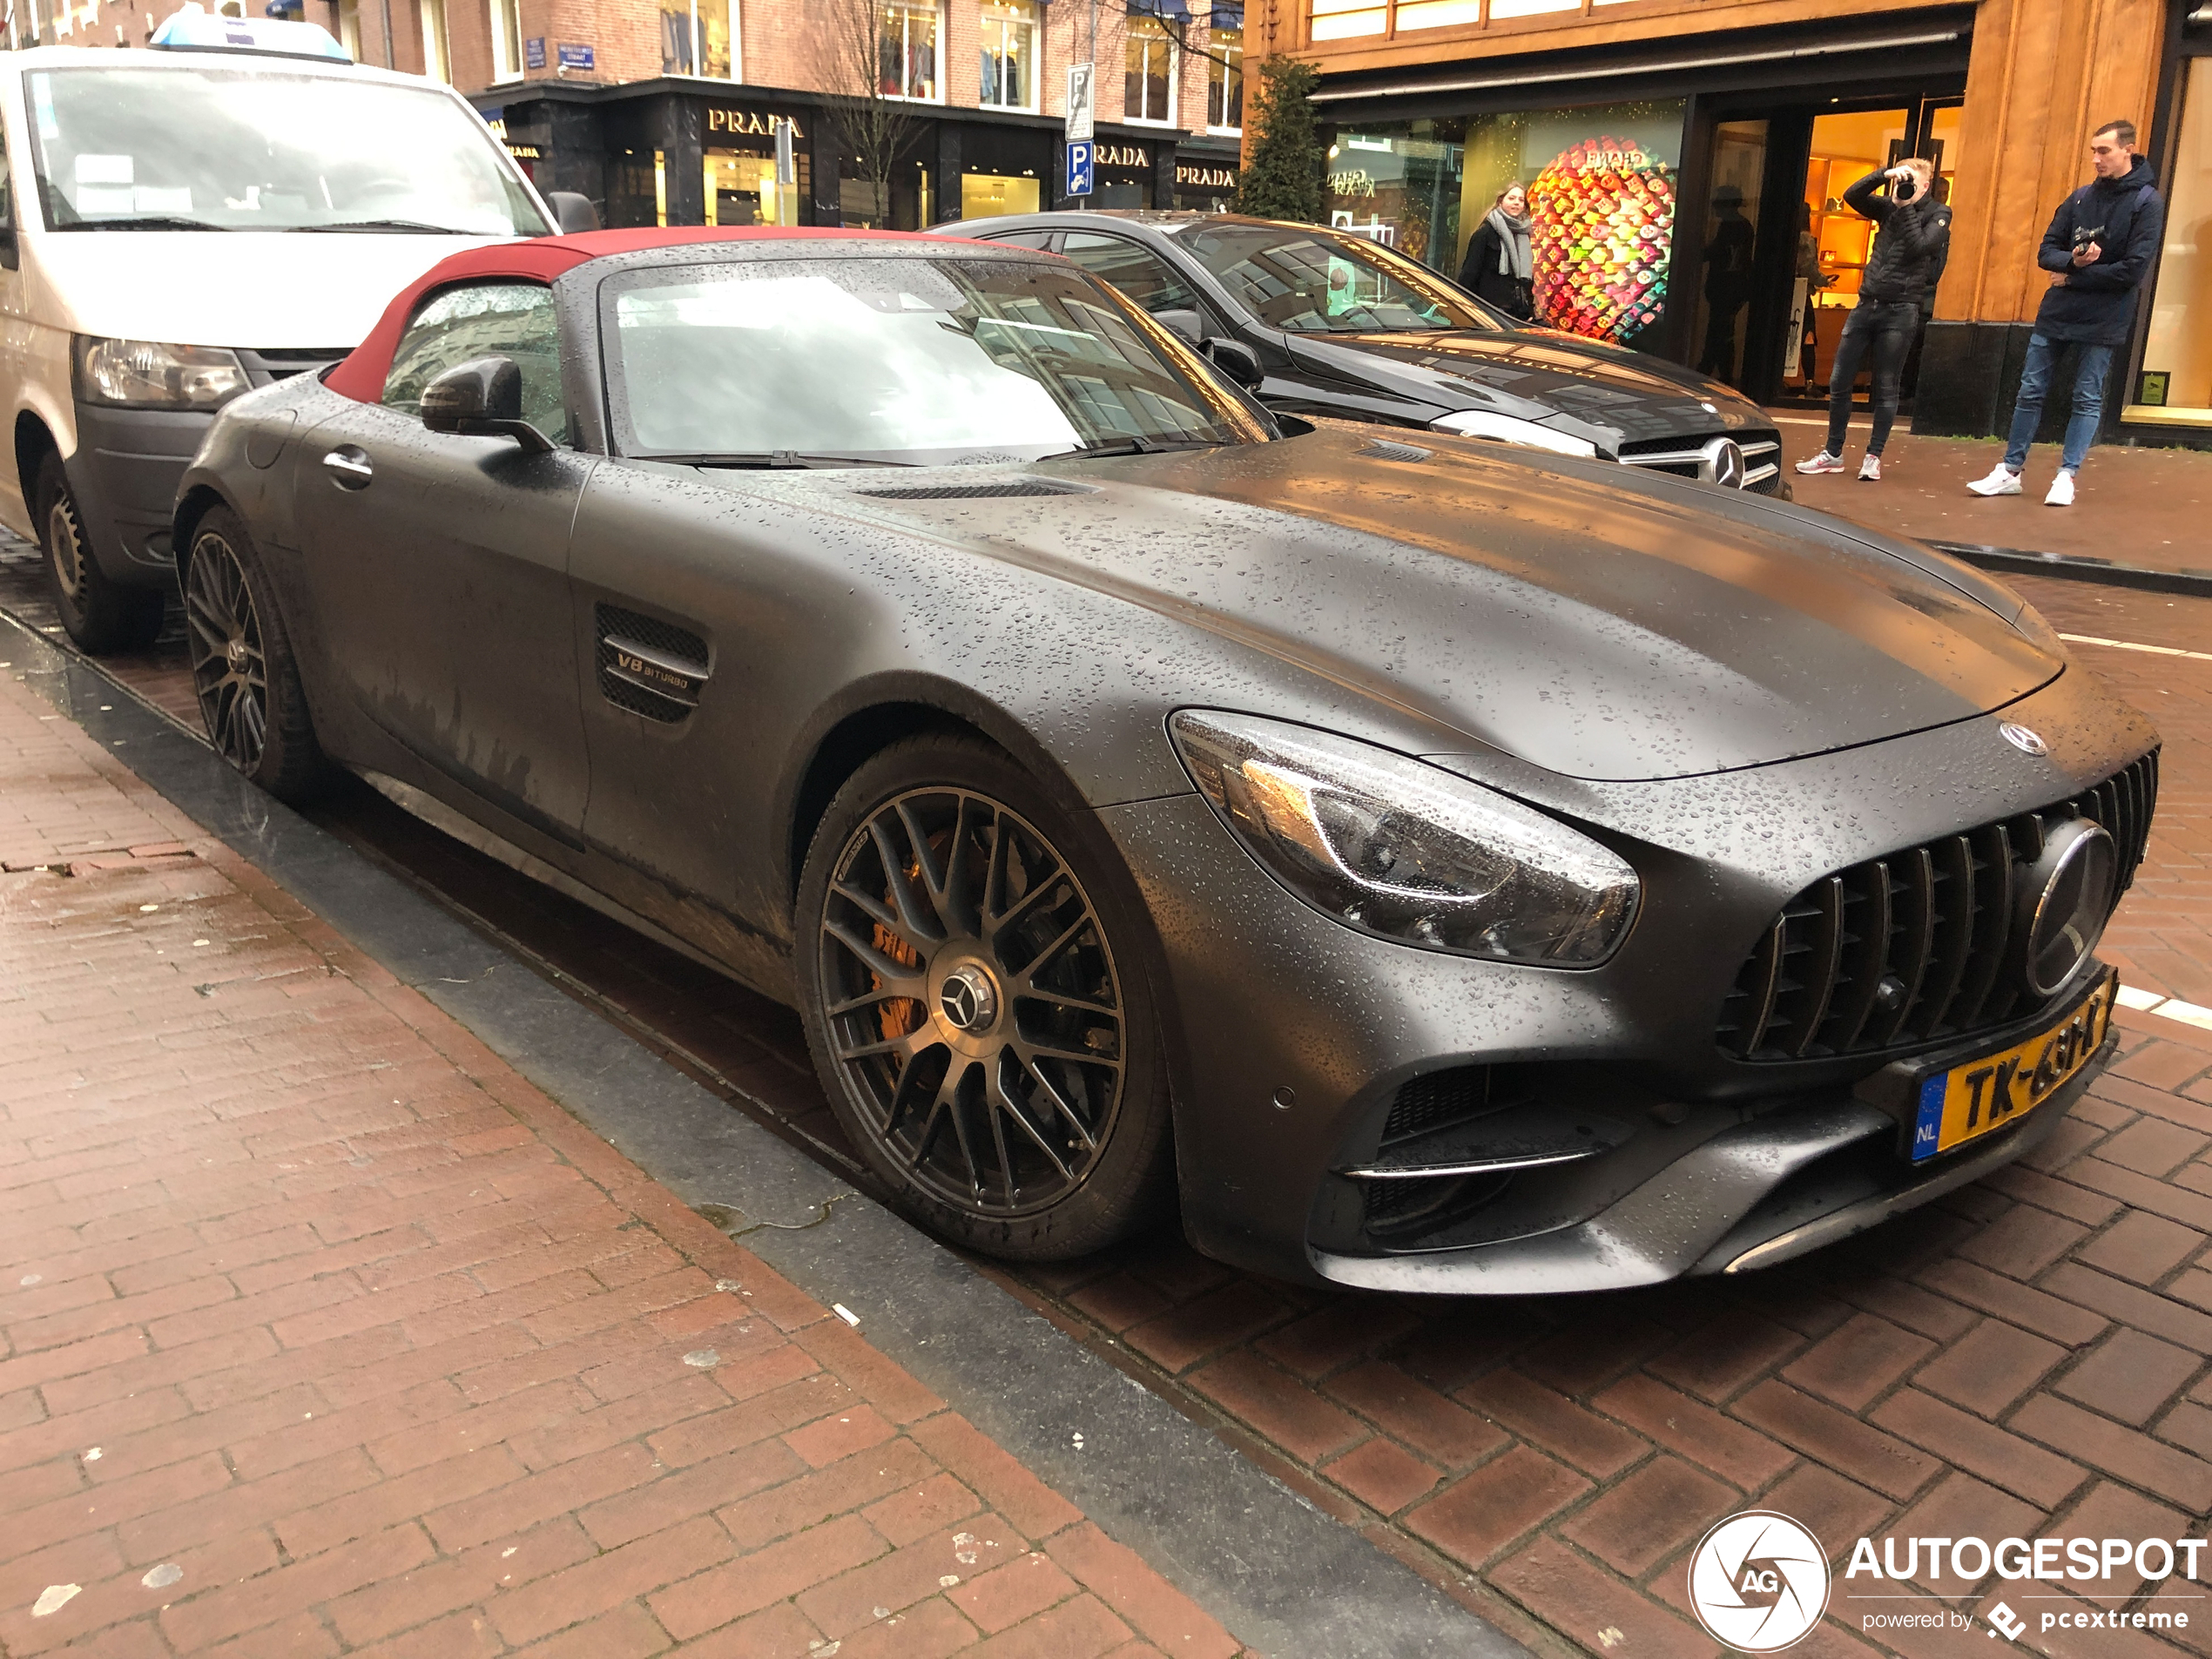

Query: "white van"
left=0, top=10, right=579, bottom=651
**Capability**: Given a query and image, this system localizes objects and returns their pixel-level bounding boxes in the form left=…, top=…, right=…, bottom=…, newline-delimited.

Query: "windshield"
left=1175, top=224, right=1503, bottom=335
left=24, top=65, right=550, bottom=234
left=604, top=256, right=1269, bottom=466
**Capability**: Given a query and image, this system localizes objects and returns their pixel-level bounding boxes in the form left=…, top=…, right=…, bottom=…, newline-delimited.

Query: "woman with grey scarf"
left=1458, top=184, right=1534, bottom=320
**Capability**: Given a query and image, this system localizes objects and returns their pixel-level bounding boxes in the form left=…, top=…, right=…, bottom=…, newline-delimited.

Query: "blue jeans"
left=2004, top=333, right=2114, bottom=474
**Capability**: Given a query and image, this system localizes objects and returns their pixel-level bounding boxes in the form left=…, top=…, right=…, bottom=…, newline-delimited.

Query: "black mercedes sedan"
left=955, top=211, right=1786, bottom=496
left=173, top=226, right=2155, bottom=1294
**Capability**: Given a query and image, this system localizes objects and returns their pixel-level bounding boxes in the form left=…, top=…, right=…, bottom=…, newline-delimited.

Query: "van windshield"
left=24, top=65, right=550, bottom=235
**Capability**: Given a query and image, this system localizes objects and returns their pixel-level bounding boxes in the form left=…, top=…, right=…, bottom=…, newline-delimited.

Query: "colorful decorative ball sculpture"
left=1528, top=135, right=1676, bottom=346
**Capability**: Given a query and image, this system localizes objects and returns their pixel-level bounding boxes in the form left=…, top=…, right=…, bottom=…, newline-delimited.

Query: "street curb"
left=0, top=608, right=1527, bottom=1659
left=1925, top=539, right=2212, bottom=599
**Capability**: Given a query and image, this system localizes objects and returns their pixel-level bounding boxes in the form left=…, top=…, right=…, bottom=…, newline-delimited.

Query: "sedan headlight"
left=75, top=336, right=249, bottom=411
left=1429, top=408, right=1598, bottom=459
left=1170, top=711, right=1639, bottom=965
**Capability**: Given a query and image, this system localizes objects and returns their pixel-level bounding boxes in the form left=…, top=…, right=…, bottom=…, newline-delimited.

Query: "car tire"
left=38, top=454, right=164, bottom=654
left=182, top=505, right=330, bottom=802
left=797, top=732, right=1174, bottom=1261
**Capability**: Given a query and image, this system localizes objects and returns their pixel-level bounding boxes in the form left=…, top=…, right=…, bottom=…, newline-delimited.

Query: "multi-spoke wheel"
left=182, top=508, right=328, bottom=800
left=37, top=455, right=163, bottom=654
left=799, top=734, right=1172, bottom=1259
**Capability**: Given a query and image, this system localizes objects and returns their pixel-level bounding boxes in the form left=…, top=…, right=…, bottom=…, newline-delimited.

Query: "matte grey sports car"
left=173, top=226, right=2157, bottom=1294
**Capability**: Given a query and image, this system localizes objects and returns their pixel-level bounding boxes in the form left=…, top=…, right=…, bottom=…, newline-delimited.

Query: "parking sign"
left=1066, top=141, right=1094, bottom=199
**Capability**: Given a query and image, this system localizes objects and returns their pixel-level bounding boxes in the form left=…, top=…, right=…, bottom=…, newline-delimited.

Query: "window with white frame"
left=489, top=0, right=523, bottom=82
left=1125, top=10, right=1173, bottom=125
left=661, top=0, right=735, bottom=77
left=880, top=2, right=941, bottom=102
left=979, top=0, right=1036, bottom=111
left=419, top=0, right=449, bottom=82
left=1206, top=21, right=1242, bottom=131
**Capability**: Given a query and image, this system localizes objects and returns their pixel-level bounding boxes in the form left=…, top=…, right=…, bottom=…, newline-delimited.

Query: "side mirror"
left=1153, top=307, right=1203, bottom=345
left=0, top=226, right=16, bottom=273
left=421, top=356, right=555, bottom=454
left=1201, top=337, right=1263, bottom=390
left=546, top=191, right=601, bottom=235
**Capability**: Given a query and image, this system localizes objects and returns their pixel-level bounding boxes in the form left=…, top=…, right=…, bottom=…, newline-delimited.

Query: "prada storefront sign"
left=706, top=107, right=799, bottom=139
left=1093, top=142, right=1150, bottom=171
left=1176, top=162, right=1237, bottom=189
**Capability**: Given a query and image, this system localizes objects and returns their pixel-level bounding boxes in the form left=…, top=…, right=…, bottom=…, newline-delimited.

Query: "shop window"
left=1206, top=24, right=1242, bottom=132
left=662, top=0, right=734, bottom=78
left=1487, top=0, right=1577, bottom=16
left=980, top=0, right=1036, bottom=111
left=880, top=1, right=941, bottom=101
left=2133, top=58, right=2210, bottom=424
left=706, top=145, right=803, bottom=226
left=337, top=0, right=360, bottom=57
left=961, top=172, right=1042, bottom=218
left=489, top=0, right=523, bottom=82
left=1308, top=0, right=1382, bottom=40
left=418, top=0, right=448, bottom=81
left=1325, top=102, right=1684, bottom=349
left=1125, top=11, right=1174, bottom=125
left=1393, top=0, right=1480, bottom=27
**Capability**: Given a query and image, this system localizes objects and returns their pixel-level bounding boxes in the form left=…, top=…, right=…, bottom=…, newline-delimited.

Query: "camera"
left=1892, top=172, right=1918, bottom=202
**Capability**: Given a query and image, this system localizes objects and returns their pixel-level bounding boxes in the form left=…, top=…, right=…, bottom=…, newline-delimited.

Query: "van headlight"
left=1429, top=408, right=1598, bottom=458
left=75, top=337, right=249, bottom=410
left=1170, top=711, right=1639, bottom=966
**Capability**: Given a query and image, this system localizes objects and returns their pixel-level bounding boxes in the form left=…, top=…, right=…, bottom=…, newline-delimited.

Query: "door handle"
left=321, top=446, right=373, bottom=489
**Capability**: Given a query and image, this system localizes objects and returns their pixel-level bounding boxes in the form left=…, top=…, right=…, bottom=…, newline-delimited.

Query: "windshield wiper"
left=293, top=218, right=474, bottom=234
left=638, top=450, right=917, bottom=469
left=1037, top=435, right=1228, bottom=462
left=58, top=215, right=233, bottom=232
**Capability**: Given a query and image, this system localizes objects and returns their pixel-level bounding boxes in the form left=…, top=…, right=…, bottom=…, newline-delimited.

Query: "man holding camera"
left=1967, top=119, right=2165, bottom=505
left=1795, top=157, right=1951, bottom=482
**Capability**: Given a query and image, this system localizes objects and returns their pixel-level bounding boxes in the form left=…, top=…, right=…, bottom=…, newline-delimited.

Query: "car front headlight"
left=1428, top=408, right=1598, bottom=459
left=1170, top=711, right=1639, bottom=966
left=75, top=336, right=249, bottom=411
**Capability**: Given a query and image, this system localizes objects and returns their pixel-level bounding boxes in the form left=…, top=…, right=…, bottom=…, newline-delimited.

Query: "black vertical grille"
left=1717, top=751, right=2156, bottom=1062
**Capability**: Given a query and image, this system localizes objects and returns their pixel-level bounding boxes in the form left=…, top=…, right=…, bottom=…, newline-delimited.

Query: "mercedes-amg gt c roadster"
left=172, top=227, right=2157, bottom=1293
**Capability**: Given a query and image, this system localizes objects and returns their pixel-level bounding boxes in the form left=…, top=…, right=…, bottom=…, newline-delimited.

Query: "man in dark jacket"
left=1968, top=119, right=2165, bottom=505
left=1796, top=157, right=1952, bottom=482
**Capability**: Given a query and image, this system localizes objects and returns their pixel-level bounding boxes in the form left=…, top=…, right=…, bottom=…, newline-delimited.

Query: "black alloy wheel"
left=182, top=508, right=328, bottom=800
left=799, top=734, right=1171, bottom=1259
left=38, top=455, right=164, bottom=653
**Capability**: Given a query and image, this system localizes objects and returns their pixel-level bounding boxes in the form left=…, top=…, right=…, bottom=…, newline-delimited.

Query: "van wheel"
left=38, top=455, right=164, bottom=653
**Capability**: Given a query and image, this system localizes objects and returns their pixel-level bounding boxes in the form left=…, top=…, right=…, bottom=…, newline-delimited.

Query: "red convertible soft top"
left=324, top=226, right=975, bottom=403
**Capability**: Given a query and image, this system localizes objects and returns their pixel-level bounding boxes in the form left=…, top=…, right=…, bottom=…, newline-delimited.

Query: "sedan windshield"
left=604, top=256, right=1269, bottom=466
left=24, top=66, right=549, bottom=235
left=1174, top=223, right=1503, bottom=336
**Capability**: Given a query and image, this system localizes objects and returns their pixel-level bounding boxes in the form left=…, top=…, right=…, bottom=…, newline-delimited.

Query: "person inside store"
left=1458, top=183, right=1534, bottom=320
left=1696, top=185, right=1757, bottom=383
left=1794, top=155, right=1952, bottom=483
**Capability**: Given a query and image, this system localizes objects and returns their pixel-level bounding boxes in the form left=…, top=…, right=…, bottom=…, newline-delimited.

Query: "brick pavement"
left=0, top=670, right=1252, bottom=1657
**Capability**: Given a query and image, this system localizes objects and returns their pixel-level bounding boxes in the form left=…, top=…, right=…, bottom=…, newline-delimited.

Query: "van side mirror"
left=546, top=191, right=601, bottom=235
left=1202, top=337, right=1263, bottom=390
left=421, top=356, right=554, bottom=454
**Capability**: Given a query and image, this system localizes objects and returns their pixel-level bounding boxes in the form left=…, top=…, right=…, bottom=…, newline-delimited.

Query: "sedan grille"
left=1717, top=751, right=2157, bottom=1062
left=1617, top=428, right=1781, bottom=492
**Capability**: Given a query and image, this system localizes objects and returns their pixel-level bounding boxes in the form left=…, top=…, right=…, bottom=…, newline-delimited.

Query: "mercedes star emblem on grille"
left=2020, top=819, right=2118, bottom=996
left=2000, top=722, right=2050, bottom=757
left=1703, top=437, right=1746, bottom=489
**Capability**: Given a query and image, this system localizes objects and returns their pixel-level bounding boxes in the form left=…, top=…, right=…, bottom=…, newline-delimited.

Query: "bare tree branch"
left=813, top=0, right=927, bottom=227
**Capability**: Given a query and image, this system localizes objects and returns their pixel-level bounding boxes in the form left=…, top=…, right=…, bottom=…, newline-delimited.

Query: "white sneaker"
left=1795, top=451, right=1844, bottom=475
left=1967, top=464, right=2022, bottom=496
left=2045, top=471, right=2076, bottom=506
left=1858, top=454, right=1882, bottom=482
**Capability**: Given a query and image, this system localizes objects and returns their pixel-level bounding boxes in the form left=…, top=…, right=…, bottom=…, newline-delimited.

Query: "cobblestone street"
left=4, top=542, right=2210, bottom=1659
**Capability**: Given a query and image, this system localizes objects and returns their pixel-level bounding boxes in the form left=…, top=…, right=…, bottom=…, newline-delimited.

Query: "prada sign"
left=1093, top=142, right=1149, bottom=169
left=707, top=108, right=799, bottom=138
left=1176, top=163, right=1237, bottom=188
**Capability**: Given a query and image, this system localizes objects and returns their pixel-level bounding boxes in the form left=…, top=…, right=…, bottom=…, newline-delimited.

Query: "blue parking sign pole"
left=1066, top=141, right=1094, bottom=200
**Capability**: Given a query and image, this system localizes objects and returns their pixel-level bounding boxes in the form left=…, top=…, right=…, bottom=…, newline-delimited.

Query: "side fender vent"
left=595, top=604, right=710, bottom=725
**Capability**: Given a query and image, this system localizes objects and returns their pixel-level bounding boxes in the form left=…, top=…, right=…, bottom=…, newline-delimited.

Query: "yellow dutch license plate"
left=1909, top=970, right=2117, bottom=1163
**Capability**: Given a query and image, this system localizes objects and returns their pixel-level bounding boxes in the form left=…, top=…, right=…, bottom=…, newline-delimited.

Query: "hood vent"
left=1361, top=439, right=1433, bottom=463
left=858, top=479, right=1094, bottom=501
